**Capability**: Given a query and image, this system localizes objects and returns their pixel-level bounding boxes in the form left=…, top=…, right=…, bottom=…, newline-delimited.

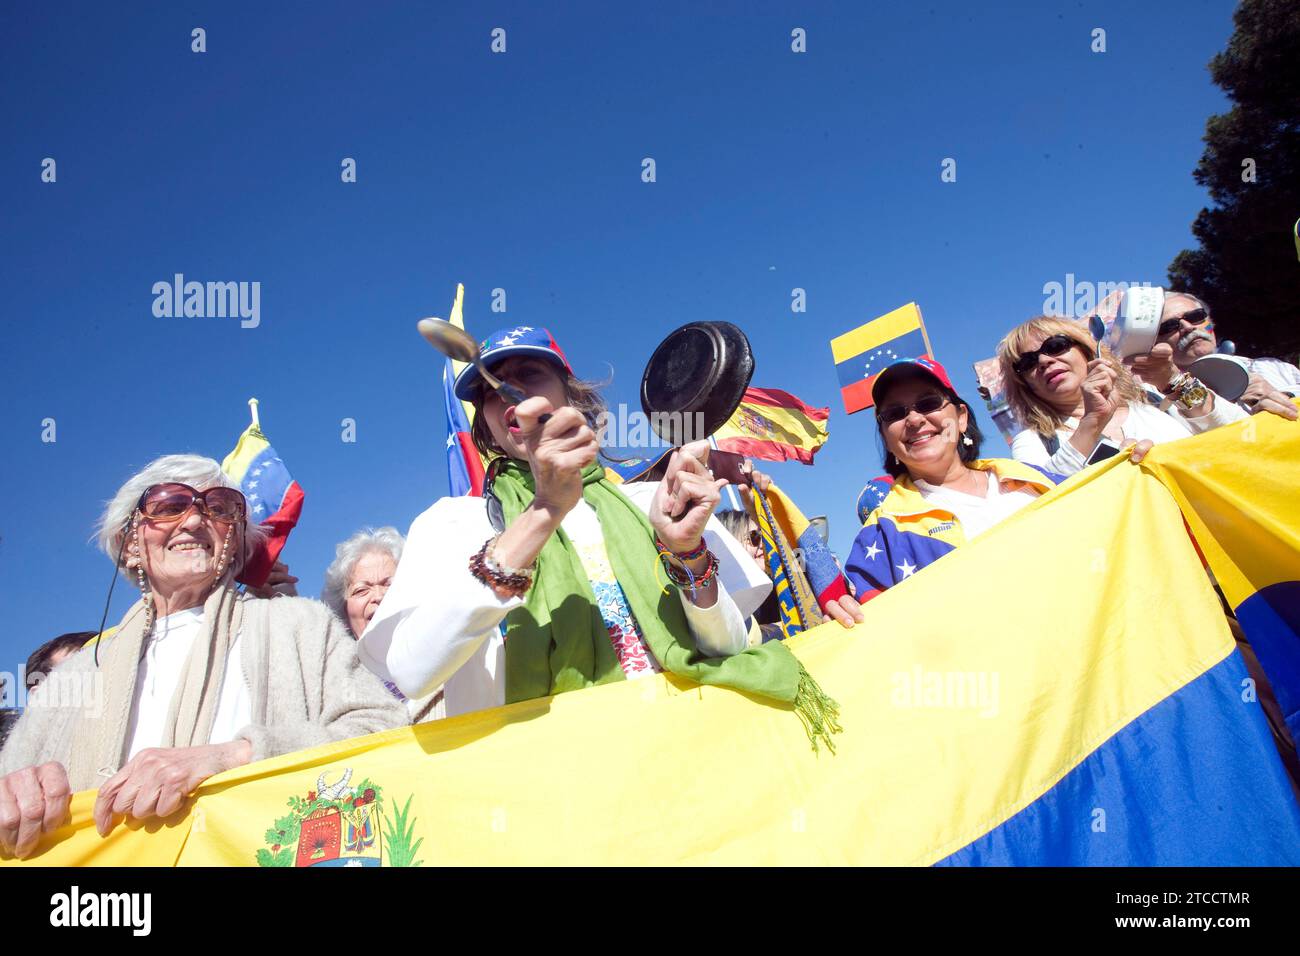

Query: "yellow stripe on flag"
left=830, top=302, right=924, bottom=364
left=447, top=283, right=478, bottom=433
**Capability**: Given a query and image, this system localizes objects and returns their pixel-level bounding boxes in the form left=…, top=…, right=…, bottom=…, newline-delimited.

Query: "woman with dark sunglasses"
left=0, top=454, right=406, bottom=860
left=996, top=316, right=1245, bottom=476
left=844, top=358, right=1066, bottom=602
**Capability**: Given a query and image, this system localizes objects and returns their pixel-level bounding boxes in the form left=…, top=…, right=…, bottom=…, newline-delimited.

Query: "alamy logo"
left=50, top=886, right=151, bottom=936
left=151, top=274, right=261, bottom=328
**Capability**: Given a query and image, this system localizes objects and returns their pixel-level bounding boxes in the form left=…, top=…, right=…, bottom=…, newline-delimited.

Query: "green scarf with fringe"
left=491, top=459, right=841, bottom=751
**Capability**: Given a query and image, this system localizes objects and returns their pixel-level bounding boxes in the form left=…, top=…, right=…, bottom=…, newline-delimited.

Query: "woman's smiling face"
left=878, top=378, right=967, bottom=477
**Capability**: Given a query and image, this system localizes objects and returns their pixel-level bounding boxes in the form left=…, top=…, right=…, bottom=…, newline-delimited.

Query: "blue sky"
left=0, top=0, right=1235, bottom=679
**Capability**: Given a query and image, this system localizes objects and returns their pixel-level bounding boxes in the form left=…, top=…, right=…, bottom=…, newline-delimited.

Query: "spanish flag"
left=830, top=302, right=933, bottom=414
left=712, top=387, right=829, bottom=465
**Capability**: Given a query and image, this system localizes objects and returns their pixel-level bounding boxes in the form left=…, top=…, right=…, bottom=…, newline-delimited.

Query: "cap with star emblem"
left=869, top=356, right=957, bottom=408
left=855, top=475, right=895, bottom=524
left=452, top=326, right=574, bottom=401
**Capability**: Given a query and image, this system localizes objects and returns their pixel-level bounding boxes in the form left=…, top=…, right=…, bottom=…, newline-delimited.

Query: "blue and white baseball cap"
left=856, top=475, right=895, bottom=523
left=452, top=325, right=574, bottom=401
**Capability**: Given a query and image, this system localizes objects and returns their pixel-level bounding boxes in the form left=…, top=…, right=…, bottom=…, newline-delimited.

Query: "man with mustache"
left=1158, top=293, right=1299, bottom=420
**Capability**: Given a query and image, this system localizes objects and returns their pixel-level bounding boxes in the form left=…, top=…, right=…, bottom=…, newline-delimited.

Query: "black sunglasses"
left=1012, top=334, right=1077, bottom=376
left=1158, top=308, right=1209, bottom=338
left=748, top=529, right=762, bottom=549
left=877, top=394, right=951, bottom=425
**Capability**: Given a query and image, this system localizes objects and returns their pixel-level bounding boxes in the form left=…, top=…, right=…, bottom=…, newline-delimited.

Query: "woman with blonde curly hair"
left=997, top=315, right=1245, bottom=476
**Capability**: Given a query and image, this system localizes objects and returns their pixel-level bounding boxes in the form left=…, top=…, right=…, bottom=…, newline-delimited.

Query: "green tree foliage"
left=1168, top=0, right=1300, bottom=360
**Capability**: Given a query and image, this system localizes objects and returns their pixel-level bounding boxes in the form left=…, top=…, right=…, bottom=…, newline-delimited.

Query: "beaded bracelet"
left=655, top=536, right=708, bottom=562
left=469, top=535, right=535, bottom=597
left=657, top=546, right=720, bottom=592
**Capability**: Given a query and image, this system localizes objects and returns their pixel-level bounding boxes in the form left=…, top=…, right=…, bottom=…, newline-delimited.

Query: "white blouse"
left=358, top=482, right=771, bottom=719
left=123, top=607, right=252, bottom=759
left=1011, top=395, right=1246, bottom=475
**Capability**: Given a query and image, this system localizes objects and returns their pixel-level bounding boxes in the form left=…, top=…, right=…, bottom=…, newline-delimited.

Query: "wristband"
left=655, top=536, right=708, bottom=562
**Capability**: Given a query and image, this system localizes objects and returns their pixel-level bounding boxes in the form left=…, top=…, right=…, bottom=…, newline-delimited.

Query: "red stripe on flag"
left=839, top=353, right=933, bottom=414
left=740, top=387, right=829, bottom=420
left=456, top=432, right=485, bottom=496
left=840, top=376, right=878, bottom=414
left=713, top=435, right=819, bottom=465
left=237, top=481, right=305, bottom=588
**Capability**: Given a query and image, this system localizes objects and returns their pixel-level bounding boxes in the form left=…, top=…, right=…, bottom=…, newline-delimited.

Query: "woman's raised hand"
left=1079, top=359, right=1121, bottom=422
left=650, top=442, right=729, bottom=554
left=516, top=397, right=599, bottom=517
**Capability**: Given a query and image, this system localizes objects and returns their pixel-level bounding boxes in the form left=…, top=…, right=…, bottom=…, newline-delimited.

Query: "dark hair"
left=875, top=389, right=985, bottom=480
left=25, top=632, right=96, bottom=692
left=469, top=365, right=608, bottom=461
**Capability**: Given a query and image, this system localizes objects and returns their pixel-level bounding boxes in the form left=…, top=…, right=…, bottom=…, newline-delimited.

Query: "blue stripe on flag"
left=936, top=650, right=1300, bottom=866
left=834, top=328, right=930, bottom=390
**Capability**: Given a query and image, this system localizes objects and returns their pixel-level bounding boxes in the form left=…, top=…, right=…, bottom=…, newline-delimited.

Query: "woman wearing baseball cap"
left=845, top=358, right=1067, bottom=602
left=358, top=326, right=840, bottom=749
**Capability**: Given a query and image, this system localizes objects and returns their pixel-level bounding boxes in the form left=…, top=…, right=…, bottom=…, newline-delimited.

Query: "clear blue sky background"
left=0, top=0, right=1235, bottom=680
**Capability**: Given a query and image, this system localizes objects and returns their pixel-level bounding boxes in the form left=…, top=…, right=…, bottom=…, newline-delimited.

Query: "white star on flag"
left=248, top=481, right=258, bottom=489
left=445, top=433, right=456, bottom=449
left=864, top=542, right=882, bottom=561
left=897, top=560, right=917, bottom=578
left=511, top=326, right=533, bottom=335
left=497, top=335, right=519, bottom=346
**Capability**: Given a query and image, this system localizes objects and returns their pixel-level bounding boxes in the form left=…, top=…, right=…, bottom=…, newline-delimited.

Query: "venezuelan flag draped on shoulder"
left=221, top=399, right=305, bottom=588
left=10, top=409, right=1300, bottom=865
left=847, top=459, right=1062, bottom=601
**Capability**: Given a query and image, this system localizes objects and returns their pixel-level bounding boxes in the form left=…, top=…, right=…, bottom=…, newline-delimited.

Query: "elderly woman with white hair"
left=321, top=527, right=443, bottom=722
left=0, top=454, right=407, bottom=860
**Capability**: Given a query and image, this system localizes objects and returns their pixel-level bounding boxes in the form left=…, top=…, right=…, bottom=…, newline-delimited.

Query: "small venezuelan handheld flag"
left=830, top=302, right=933, bottom=414
left=713, top=387, right=830, bottom=465
left=442, top=283, right=486, bottom=497
left=222, top=399, right=305, bottom=588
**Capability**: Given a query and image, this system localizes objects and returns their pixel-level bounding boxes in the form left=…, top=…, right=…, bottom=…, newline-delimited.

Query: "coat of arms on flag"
left=830, top=302, right=934, bottom=414
left=712, top=387, right=830, bottom=464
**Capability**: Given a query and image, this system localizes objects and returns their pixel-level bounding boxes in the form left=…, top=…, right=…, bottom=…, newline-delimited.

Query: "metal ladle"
left=417, top=318, right=550, bottom=422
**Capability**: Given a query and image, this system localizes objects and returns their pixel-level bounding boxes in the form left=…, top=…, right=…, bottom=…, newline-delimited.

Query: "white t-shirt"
left=1010, top=396, right=1246, bottom=476
left=124, top=607, right=253, bottom=759
left=914, top=471, right=1042, bottom=540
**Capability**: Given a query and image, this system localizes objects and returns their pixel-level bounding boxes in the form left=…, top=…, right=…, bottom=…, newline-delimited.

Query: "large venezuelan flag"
left=830, top=302, right=933, bottom=414
left=712, top=387, right=830, bottom=464
left=10, top=414, right=1300, bottom=865
left=441, top=283, right=486, bottom=497
left=221, top=404, right=304, bottom=589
